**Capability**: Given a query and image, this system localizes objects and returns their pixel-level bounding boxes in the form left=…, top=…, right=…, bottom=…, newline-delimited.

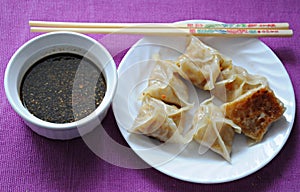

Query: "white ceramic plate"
left=112, top=20, right=296, bottom=183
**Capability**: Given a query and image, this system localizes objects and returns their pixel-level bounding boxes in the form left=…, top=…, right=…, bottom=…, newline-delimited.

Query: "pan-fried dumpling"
left=213, top=65, right=268, bottom=102
left=222, top=87, right=285, bottom=143
left=193, top=98, right=241, bottom=162
left=129, top=96, right=194, bottom=143
left=176, top=36, right=232, bottom=90
left=142, top=58, right=191, bottom=107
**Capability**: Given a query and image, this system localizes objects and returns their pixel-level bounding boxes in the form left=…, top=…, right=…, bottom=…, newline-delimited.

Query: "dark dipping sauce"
left=21, top=53, right=106, bottom=123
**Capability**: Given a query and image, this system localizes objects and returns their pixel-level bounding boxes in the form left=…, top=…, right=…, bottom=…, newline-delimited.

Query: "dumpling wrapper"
left=222, top=87, right=285, bottom=143
left=213, top=65, right=268, bottom=102
left=143, top=58, right=191, bottom=107
left=193, top=98, right=241, bottom=162
left=176, top=36, right=232, bottom=90
left=129, top=96, right=194, bottom=143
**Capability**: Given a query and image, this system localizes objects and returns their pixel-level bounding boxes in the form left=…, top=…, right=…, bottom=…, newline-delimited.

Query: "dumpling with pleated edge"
left=175, top=36, right=232, bottom=90
left=129, top=96, right=195, bottom=143
left=212, top=65, right=268, bottom=102
left=211, top=65, right=285, bottom=143
left=142, top=57, right=192, bottom=107
left=193, top=98, right=241, bottom=162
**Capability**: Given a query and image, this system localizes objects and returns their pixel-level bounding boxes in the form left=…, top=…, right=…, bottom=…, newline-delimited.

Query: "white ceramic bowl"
left=4, top=31, right=117, bottom=140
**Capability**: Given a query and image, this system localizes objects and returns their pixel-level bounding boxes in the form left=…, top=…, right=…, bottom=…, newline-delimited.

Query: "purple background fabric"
left=1, top=0, right=299, bottom=191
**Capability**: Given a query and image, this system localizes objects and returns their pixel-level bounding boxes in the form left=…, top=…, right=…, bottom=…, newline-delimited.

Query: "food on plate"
left=129, top=35, right=286, bottom=161
left=129, top=96, right=193, bottom=143
left=193, top=98, right=241, bottom=161
left=142, top=58, right=191, bottom=107
left=176, top=36, right=232, bottom=90
left=212, top=65, right=268, bottom=102
left=222, top=87, right=285, bottom=143
left=211, top=65, right=285, bottom=143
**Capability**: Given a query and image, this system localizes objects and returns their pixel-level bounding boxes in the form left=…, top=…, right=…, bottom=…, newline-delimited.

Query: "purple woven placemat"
left=0, top=0, right=299, bottom=191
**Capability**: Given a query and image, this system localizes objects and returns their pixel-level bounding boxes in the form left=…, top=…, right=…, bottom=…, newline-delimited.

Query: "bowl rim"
left=4, top=31, right=118, bottom=131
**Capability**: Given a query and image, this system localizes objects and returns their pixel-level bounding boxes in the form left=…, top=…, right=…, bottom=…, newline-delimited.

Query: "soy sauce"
left=20, top=53, right=106, bottom=123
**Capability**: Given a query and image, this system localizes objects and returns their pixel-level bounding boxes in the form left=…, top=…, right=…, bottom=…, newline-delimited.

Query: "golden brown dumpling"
left=222, top=87, right=285, bottom=143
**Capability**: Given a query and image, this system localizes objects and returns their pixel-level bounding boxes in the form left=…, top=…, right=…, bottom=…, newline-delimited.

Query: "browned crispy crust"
left=223, top=87, right=285, bottom=142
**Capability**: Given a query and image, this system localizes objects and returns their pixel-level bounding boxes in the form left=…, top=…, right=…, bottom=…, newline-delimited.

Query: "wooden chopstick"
left=29, top=21, right=290, bottom=29
left=30, top=27, right=293, bottom=37
left=29, top=21, right=293, bottom=37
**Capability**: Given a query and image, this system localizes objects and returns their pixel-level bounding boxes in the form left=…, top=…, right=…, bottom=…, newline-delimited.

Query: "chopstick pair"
left=29, top=21, right=293, bottom=37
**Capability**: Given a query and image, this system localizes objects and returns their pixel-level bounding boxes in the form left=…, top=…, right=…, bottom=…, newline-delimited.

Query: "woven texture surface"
left=0, top=0, right=299, bottom=191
